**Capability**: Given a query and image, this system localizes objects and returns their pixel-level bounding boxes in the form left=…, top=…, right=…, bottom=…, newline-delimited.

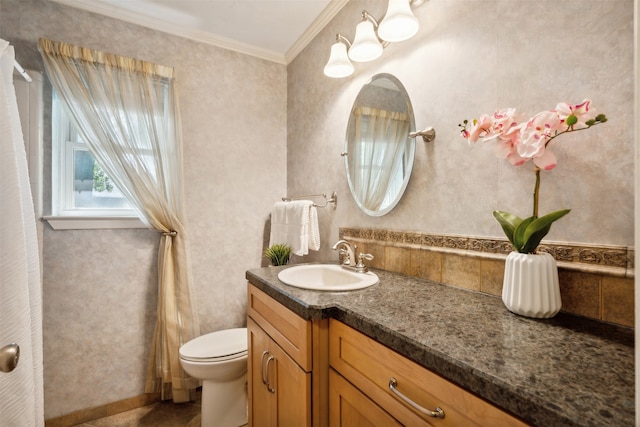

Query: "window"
left=50, top=91, right=143, bottom=227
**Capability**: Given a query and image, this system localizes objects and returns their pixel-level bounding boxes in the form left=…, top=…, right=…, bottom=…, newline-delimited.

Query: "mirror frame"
left=344, top=73, right=416, bottom=216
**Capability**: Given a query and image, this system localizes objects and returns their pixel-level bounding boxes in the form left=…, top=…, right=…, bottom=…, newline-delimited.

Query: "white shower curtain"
left=0, top=39, right=45, bottom=426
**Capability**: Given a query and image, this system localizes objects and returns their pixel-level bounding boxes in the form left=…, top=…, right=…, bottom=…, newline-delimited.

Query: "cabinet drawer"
left=248, top=284, right=312, bottom=371
left=329, top=319, right=527, bottom=427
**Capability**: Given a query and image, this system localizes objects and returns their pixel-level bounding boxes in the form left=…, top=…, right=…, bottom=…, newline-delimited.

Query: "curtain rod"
left=13, top=60, right=32, bottom=83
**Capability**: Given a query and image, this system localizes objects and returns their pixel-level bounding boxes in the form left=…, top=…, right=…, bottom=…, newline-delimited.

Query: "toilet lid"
left=179, top=328, right=247, bottom=361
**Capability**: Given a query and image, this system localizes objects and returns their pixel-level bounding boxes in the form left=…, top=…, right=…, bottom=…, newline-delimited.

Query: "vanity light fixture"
left=323, top=0, right=426, bottom=78
left=323, top=34, right=354, bottom=78
left=348, top=11, right=386, bottom=63
left=378, top=0, right=421, bottom=43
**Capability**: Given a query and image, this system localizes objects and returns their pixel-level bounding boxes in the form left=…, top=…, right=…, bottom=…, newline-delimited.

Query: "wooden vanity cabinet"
left=247, top=284, right=329, bottom=427
left=247, top=284, right=526, bottom=426
left=329, top=319, right=528, bottom=427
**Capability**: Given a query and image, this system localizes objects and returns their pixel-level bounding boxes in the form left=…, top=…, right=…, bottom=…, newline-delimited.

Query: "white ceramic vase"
left=502, top=251, right=561, bottom=318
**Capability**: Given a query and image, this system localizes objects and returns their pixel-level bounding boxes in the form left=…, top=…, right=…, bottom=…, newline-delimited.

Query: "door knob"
left=0, top=343, right=20, bottom=373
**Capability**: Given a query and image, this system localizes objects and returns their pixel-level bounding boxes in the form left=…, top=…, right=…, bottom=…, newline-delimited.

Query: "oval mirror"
left=345, top=73, right=416, bottom=216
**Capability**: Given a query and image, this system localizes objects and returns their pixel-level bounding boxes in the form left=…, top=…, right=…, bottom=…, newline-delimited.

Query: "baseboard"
left=44, top=393, right=161, bottom=427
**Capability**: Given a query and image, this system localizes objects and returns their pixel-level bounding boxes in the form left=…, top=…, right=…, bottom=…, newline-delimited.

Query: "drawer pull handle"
left=265, top=355, right=276, bottom=393
left=389, top=377, right=445, bottom=419
left=260, top=350, right=270, bottom=385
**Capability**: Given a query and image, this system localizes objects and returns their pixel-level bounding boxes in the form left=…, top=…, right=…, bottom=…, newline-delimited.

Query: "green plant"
left=264, top=244, right=292, bottom=266
left=92, top=162, right=114, bottom=193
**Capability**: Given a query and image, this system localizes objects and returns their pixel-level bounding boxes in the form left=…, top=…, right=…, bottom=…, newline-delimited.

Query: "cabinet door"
left=248, top=318, right=276, bottom=427
left=329, top=369, right=402, bottom=427
left=271, top=339, right=311, bottom=426
left=248, top=317, right=311, bottom=427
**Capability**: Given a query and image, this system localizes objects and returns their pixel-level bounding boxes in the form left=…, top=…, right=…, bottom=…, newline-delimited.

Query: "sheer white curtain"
left=350, top=107, right=411, bottom=211
left=0, top=39, right=44, bottom=426
left=39, top=38, right=200, bottom=402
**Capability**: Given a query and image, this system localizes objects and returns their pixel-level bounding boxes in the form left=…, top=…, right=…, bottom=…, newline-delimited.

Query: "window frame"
left=45, top=90, right=145, bottom=230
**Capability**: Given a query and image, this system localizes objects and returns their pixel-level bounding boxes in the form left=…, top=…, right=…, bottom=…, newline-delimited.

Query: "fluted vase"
left=502, top=252, right=561, bottom=318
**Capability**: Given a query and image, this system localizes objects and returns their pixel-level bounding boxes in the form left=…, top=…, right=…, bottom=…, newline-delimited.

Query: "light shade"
left=323, top=41, right=354, bottom=78
left=378, top=0, right=419, bottom=42
left=348, top=20, right=383, bottom=62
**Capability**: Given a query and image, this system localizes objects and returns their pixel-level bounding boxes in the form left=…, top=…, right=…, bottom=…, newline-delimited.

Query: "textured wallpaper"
left=0, top=0, right=634, bottom=420
left=287, top=0, right=634, bottom=263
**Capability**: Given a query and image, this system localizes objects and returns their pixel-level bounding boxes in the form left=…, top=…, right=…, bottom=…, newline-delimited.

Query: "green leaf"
left=513, top=216, right=536, bottom=252
left=520, top=224, right=552, bottom=254
left=492, top=211, right=523, bottom=248
left=493, top=209, right=571, bottom=253
left=521, top=209, right=571, bottom=248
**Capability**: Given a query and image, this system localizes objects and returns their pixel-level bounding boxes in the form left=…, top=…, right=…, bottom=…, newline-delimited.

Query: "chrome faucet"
left=331, top=239, right=374, bottom=273
left=331, top=239, right=355, bottom=266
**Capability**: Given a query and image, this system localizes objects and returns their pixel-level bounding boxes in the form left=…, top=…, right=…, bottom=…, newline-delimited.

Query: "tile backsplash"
left=340, top=227, right=634, bottom=328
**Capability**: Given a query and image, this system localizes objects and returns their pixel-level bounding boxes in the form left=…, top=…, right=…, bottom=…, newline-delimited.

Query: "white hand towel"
left=269, top=200, right=320, bottom=256
left=308, top=205, right=320, bottom=251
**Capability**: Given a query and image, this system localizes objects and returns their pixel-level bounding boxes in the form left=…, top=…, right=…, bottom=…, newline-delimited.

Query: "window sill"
left=43, top=216, right=146, bottom=230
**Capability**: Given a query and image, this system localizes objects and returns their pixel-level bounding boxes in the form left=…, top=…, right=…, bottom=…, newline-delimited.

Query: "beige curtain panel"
left=38, top=38, right=200, bottom=403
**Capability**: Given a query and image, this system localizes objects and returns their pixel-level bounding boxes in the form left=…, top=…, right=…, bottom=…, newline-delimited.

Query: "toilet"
left=179, top=328, right=248, bottom=427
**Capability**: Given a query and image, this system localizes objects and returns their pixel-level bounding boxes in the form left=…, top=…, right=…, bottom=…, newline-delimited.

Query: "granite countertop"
left=246, top=265, right=634, bottom=427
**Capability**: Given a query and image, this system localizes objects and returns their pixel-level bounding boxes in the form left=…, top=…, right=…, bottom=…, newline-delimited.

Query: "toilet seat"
left=179, top=328, right=248, bottom=363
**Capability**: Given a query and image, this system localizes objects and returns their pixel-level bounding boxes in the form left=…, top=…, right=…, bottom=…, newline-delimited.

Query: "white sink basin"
left=277, top=264, right=378, bottom=291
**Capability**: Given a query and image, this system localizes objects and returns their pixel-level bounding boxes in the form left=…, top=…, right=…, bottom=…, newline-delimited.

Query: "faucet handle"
left=354, top=252, right=374, bottom=272
left=359, top=253, right=373, bottom=262
left=357, top=252, right=374, bottom=265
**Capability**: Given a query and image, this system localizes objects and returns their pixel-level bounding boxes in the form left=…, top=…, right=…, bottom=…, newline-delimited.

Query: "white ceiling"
left=49, top=0, right=349, bottom=64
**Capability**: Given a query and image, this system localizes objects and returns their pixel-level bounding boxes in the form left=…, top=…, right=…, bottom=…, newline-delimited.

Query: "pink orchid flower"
left=518, top=110, right=562, bottom=170
left=460, top=99, right=604, bottom=171
left=493, top=122, right=528, bottom=166
left=466, top=114, right=494, bottom=143
left=555, top=99, right=595, bottom=130
left=491, top=107, right=520, bottom=137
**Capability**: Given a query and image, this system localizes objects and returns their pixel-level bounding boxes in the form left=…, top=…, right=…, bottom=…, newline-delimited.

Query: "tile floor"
left=71, top=399, right=201, bottom=427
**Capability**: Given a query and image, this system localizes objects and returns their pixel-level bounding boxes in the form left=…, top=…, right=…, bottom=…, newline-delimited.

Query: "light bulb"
left=378, top=0, right=419, bottom=43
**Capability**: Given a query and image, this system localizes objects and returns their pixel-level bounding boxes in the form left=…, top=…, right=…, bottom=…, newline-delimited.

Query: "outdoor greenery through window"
left=52, top=90, right=137, bottom=216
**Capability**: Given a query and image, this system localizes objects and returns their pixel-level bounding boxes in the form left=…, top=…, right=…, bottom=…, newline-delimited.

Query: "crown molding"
left=48, top=0, right=348, bottom=65
left=47, top=0, right=285, bottom=64
left=285, top=0, right=350, bottom=64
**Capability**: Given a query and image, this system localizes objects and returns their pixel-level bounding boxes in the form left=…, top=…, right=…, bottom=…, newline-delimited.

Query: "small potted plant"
left=264, top=244, right=292, bottom=266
